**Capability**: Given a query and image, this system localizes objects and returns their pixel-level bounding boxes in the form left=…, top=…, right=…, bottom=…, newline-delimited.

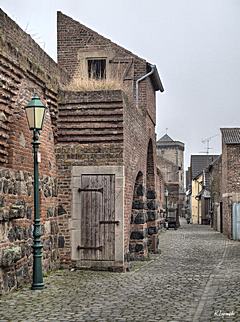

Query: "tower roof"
left=157, top=134, right=173, bottom=143
left=157, top=134, right=184, bottom=151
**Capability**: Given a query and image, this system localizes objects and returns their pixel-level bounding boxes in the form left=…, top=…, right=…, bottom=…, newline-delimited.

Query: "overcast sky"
left=1, top=0, right=240, bottom=168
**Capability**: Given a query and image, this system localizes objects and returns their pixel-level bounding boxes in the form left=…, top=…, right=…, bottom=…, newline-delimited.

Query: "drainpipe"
left=203, top=170, right=206, bottom=188
left=136, top=64, right=155, bottom=108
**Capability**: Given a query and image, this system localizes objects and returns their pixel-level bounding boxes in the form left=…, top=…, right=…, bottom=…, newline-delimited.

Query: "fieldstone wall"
left=0, top=169, right=59, bottom=294
left=129, top=172, right=148, bottom=259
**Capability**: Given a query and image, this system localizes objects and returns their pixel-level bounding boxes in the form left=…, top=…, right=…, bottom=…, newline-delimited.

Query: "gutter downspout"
left=136, top=64, right=155, bottom=108
left=203, top=170, right=206, bottom=188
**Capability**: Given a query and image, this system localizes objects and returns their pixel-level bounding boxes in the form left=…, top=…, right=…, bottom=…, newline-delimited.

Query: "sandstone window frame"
left=77, top=49, right=114, bottom=80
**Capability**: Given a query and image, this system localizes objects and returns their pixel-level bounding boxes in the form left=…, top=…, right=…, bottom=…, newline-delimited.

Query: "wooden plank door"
left=220, top=202, right=223, bottom=233
left=79, top=174, right=115, bottom=261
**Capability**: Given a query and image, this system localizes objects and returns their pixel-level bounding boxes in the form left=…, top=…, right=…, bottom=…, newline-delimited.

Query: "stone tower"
left=156, top=134, right=185, bottom=193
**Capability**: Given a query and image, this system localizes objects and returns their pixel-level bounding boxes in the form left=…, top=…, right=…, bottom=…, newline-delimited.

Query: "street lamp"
left=165, top=188, right=169, bottom=219
left=25, top=95, right=46, bottom=290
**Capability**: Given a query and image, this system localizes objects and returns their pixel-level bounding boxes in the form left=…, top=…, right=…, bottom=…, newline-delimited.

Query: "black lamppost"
left=25, top=95, right=46, bottom=290
left=165, top=188, right=169, bottom=219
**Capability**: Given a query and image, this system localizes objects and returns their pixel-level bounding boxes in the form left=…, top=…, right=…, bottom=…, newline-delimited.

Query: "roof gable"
left=57, top=11, right=145, bottom=62
left=57, top=12, right=163, bottom=91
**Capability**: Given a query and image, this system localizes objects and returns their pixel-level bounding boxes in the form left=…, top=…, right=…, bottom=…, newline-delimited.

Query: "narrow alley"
left=0, top=220, right=239, bottom=322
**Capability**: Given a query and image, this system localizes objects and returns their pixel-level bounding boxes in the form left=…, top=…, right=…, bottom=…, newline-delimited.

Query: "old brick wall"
left=209, top=157, right=222, bottom=231
left=156, top=168, right=166, bottom=227
left=56, top=90, right=124, bottom=265
left=0, top=8, right=162, bottom=285
left=156, top=169, right=166, bottom=211
left=222, top=144, right=240, bottom=238
left=156, top=155, right=179, bottom=183
left=123, top=72, right=160, bottom=259
left=0, top=9, right=68, bottom=294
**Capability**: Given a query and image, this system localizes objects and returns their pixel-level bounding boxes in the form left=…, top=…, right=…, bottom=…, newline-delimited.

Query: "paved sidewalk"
left=0, top=220, right=240, bottom=322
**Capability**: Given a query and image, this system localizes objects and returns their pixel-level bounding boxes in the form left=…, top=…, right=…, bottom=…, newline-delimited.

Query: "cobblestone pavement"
left=1, top=219, right=240, bottom=322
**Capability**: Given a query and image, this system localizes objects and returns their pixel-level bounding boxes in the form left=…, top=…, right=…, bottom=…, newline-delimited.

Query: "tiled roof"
left=221, top=128, right=240, bottom=144
left=191, top=155, right=219, bottom=179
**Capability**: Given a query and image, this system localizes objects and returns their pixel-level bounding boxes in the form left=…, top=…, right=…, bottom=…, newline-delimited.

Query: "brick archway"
left=146, top=139, right=159, bottom=253
left=129, top=171, right=148, bottom=260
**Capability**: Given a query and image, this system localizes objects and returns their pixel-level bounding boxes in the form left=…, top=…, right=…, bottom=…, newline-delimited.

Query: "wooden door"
left=78, top=174, right=115, bottom=261
left=220, top=202, right=223, bottom=233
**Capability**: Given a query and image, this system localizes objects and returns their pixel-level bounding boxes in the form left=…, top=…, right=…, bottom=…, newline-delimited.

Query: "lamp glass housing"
left=25, top=95, right=46, bottom=130
left=165, top=189, right=169, bottom=197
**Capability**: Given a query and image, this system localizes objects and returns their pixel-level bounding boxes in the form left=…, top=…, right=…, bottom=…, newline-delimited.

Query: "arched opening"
left=146, top=139, right=155, bottom=193
left=129, top=171, right=148, bottom=260
left=146, top=139, right=159, bottom=253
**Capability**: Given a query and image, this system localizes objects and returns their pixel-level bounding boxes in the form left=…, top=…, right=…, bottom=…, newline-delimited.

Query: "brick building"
left=57, top=12, right=164, bottom=267
left=220, top=128, right=240, bottom=238
left=0, top=10, right=164, bottom=293
left=207, top=129, right=240, bottom=239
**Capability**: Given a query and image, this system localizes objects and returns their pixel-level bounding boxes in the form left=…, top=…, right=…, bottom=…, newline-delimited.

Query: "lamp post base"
left=31, top=283, right=44, bottom=290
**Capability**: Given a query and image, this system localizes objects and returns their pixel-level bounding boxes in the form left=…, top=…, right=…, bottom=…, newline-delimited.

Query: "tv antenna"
left=200, top=134, right=218, bottom=155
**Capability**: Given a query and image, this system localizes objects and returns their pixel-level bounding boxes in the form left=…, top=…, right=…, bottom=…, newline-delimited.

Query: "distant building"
left=156, top=134, right=184, bottom=193
left=156, top=134, right=185, bottom=217
left=185, top=166, right=191, bottom=190
left=189, top=155, right=219, bottom=224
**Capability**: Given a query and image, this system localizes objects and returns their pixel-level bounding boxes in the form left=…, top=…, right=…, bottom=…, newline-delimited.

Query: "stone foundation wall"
left=0, top=168, right=59, bottom=294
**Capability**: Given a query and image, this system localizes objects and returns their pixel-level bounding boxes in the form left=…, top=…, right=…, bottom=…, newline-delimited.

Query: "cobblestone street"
left=0, top=219, right=240, bottom=322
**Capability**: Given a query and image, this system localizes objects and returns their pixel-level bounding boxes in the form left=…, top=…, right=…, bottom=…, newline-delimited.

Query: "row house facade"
left=188, top=128, right=240, bottom=241
left=188, top=155, right=218, bottom=224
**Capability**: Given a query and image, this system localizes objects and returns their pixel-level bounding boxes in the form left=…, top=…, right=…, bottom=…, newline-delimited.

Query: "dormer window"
left=88, top=59, right=106, bottom=79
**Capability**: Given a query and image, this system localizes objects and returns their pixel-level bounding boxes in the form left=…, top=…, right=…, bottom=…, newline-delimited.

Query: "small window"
left=88, top=59, right=106, bottom=79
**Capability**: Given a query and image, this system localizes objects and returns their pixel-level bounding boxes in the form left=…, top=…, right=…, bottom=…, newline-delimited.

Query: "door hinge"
left=78, top=187, right=103, bottom=193
left=77, top=245, right=103, bottom=251
left=99, top=220, right=120, bottom=225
